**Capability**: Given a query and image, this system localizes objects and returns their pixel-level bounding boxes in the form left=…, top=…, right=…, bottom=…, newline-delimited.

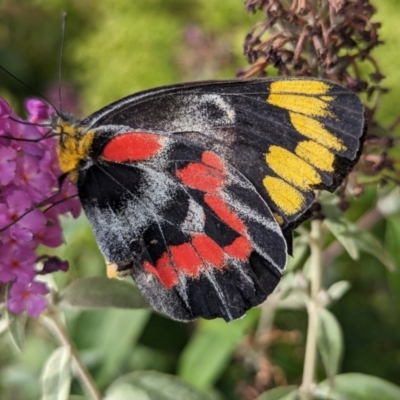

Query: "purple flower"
left=0, top=189, right=47, bottom=241
left=0, top=97, right=81, bottom=318
left=14, top=154, right=54, bottom=202
left=0, top=246, right=36, bottom=283
left=0, top=146, right=17, bottom=185
left=35, top=221, right=64, bottom=248
left=8, top=281, right=49, bottom=318
left=25, top=99, right=51, bottom=123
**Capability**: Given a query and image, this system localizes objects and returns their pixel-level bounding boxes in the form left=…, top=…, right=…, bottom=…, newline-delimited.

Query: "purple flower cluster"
left=0, top=98, right=80, bottom=317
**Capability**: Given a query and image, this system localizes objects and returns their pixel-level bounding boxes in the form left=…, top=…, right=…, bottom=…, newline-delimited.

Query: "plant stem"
left=255, top=291, right=279, bottom=344
left=300, top=219, right=323, bottom=399
left=41, top=309, right=103, bottom=400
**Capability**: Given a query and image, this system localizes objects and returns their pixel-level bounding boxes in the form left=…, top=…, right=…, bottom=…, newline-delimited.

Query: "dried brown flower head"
left=240, top=0, right=400, bottom=193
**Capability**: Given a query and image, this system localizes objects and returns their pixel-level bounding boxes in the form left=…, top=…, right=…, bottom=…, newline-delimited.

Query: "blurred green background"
left=1, top=1, right=400, bottom=399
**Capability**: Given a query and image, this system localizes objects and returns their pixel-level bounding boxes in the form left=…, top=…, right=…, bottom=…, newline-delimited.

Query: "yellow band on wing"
left=289, top=112, right=345, bottom=151
left=266, top=145, right=321, bottom=190
left=295, top=140, right=335, bottom=172
left=267, top=80, right=334, bottom=118
left=263, top=176, right=305, bottom=215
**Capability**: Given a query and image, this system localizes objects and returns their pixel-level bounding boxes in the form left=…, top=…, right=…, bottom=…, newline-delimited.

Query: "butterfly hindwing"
left=79, top=135, right=285, bottom=321
left=75, top=77, right=365, bottom=321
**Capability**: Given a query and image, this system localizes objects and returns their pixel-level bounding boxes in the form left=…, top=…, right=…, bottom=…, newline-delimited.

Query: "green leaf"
left=256, top=385, right=298, bottom=400
left=276, top=272, right=297, bottom=297
left=317, top=309, right=343, bottom=383
left=6, top=307, right=27, bottom=352
left=326, top=281, right=351, bottom=303
left=0, top=309, right=9, bottom=336
left=276, top=290, right=308, bottom=310
left=68, top=397, right=87, bottom=400
left=178, top=312, right=257, bottom=390
left=276, top=271, right=309, bottom=310
left=323, top=218, right=359, bottom=260
left=105, top=383, right=149, bottom=400
left=94, top=309, right=151, bottom=387
left=42, top=346, right=71, bottom=400
left=60, top=276, right=150, bottom=309
left=384, top=215, right=400, bottom=304
left=105, top=371, right=211, bottom=400
left=377, top=186, right=400, bottom=217
left=321, top=192, right=359, bottom=260
left=352, top=228, right=395, bottom=272
left=321, top=192, right=395, bottom=270
left=314, top=373, right=400, bottom=400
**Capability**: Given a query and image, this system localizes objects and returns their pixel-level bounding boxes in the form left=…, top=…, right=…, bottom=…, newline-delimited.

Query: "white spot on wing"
left=181, top=199, right=205, bottom=233
left=169, top=94, right=236, bottom=133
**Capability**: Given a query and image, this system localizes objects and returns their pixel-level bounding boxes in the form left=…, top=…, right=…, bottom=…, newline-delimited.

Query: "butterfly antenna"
left=58, top=12, right=67, bottom=112
left=0, top=65, right=59, bottom=114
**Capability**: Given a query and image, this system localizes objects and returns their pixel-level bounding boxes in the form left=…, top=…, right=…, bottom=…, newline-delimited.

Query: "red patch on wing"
left=224, top=236, right=252, bottom=260
left=191, top=233, right=225, bottom=269
left=204, top=195, right=246, bottom=235
left=176, top=151, right=226, bottom=194
left=176, top=163, right=224, bottom=194
left=170, top=243, right=202, bottom=277
left=144, top=254, right=178, bottom=289
left=102, top=132, right=162, bottom=162
left=201, top=151, right=224, bottom=171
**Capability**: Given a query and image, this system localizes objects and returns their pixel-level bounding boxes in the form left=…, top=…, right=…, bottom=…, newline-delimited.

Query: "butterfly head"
left=51, top=112, right=95, bottom=183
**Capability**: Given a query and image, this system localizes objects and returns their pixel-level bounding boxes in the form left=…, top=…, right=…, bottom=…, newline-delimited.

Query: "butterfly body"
left=53, top=78, right=365, bottom=321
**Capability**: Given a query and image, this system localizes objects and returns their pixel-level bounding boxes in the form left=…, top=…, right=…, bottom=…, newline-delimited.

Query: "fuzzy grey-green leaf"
left=326, top=281, right=351, bottom=302
left=105, top=371, right=211, bottom=400
left=60, top=276, right=149, bottom=309
left=353, top=229, right=395, bottom=271
left=7, top=307, right=27, bottom=352
left=315, top=373, right=400, bottom=400
left=317, top=309, right=343, bottom=383
left=178, top=314, right=256, bottom=390
left=324, top=217, right=359, bottom=260
left=42, top=346, right=71, bottom=400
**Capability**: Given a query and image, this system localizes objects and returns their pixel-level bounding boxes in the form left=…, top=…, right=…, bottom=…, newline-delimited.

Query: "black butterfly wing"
left=82, top=78, right=365, bottom=230
left=77, top=78, right=365, bottom=321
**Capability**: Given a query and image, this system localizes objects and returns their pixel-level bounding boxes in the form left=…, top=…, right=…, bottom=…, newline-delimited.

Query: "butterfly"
left=52, top=77, right=365, bottom=322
